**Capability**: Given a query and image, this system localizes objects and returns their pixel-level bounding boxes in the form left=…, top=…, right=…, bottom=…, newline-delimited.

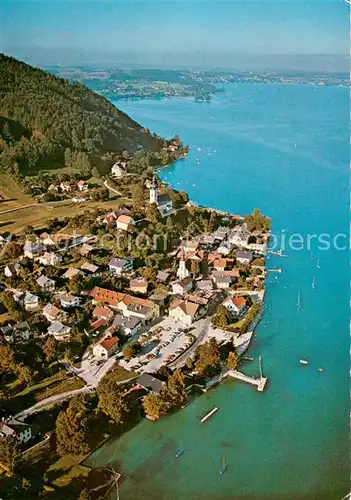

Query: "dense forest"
left=0, top=54, right=181, bottom=182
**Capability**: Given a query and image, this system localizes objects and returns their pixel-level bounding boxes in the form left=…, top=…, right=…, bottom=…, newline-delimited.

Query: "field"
left=0, top=174, right=33, bottom=212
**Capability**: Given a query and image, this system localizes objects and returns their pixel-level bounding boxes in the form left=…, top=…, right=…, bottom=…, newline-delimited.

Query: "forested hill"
left=0, top=54, right=175, bottom=180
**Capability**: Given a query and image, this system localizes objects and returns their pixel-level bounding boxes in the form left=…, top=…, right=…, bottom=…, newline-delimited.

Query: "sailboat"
left=176, top=448, right=184, bottom=458
left=316, top=258, right=320, bottom=269
left=312, top=276, right=316, bottom=290
left=297, top=292, right=301, bottom=312
left=219, top=458, right=227, bottom=475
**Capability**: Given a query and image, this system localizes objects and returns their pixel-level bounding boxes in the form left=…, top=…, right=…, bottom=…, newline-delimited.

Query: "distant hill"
left=0, top=54, right=170, bottom=180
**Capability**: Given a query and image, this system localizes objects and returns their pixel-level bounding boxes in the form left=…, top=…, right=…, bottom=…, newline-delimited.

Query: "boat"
left=317, top=368, right=323, bottom=373
left=316, top=258, right=320, bottom=269
left=297, top=292, right=301, bottom=312
left=299, top=359, right=309, bottom=365
left=176, top=448, right=184, bottom=458
left=312, top=276, right=316, bottom=290
left=219, top=458, right=226, bottom=475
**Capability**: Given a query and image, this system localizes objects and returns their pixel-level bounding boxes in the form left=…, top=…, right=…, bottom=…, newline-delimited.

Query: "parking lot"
left=119, top=316, right=194, bottom=374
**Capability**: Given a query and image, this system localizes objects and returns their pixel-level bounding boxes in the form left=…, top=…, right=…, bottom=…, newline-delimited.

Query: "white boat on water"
left=297, top=292, right=301, bottom=312
left=312, top=276, right=316, bottom=290
left=316, top=259, right=320, bottom=269
left=300, top=359, right=309, bottom=365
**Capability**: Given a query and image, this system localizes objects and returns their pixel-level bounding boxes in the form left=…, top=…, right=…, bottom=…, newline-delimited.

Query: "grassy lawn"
left=0, top=198, right=126, bottom=234
left=107, top=363, right=138, bottom=382
left=0, top=174, right=32, bottom=211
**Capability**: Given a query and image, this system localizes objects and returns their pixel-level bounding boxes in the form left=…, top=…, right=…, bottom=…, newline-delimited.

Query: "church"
left=149, top=176, right=173, bottom=217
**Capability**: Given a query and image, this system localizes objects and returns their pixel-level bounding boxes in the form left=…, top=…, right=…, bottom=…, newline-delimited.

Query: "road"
left=15, top=353, right=138, bottom=420
left=0, top=203, right=37, bottom=216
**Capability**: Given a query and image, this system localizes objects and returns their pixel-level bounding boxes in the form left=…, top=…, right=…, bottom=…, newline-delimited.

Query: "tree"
left=16, top=364, right=32, bottom=384
left=43, top=336, right=59, bottom=363
left=68, top=274, right=83, bottom=295
left=122, top=341, right=141, bottom=361
left=131, top=184, right=144, bottom=209
left=142, top=393, right=167, bottom=420
left=0, top=343, right=16, bottom=373
left=97, top=378, right=129, bottom=424
left=146, top=203, right=158, bottom=223
left=55, top=395, right=92, bottom=456
left=140, top=267, right=157, bottom=283
left=2, top=242, right=23, bottom=260
left=190, top=260, right=201, bottom=277
left=194, top=338, right=221, bottom=377
left=78, top=488, right=91, bottom=500
left=0, top=436, right=22, bottom=474
left=226, top=351, right=238, bottom=370
left=21, top=478, right=31, bottom=491
left=212, top=306, right=233, bottom=329
left=163, top=370, right=187, bottom=409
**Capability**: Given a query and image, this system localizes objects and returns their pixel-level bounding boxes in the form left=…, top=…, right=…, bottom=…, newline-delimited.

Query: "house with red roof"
left=93, top=336, right=119, bottom=359
left=223, top=295, right=247, bottom=316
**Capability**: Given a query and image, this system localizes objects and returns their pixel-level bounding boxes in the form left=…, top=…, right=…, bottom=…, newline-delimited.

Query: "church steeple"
left=177, top=247, right=190, bottom=280
left=149, top=175, right=158, bottom=205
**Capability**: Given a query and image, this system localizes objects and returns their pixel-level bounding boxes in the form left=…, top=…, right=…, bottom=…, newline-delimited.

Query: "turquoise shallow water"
left=86, top=84, right=349, bottom=499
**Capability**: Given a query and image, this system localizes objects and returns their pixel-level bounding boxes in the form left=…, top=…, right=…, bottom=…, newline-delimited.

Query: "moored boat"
left=176, top=448, right=184, bottom=458
left=299, top=359, right=308, bottom=365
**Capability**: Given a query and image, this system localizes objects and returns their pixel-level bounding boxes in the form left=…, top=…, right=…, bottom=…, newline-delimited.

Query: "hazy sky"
left=0, top=1, right=349, bottom=70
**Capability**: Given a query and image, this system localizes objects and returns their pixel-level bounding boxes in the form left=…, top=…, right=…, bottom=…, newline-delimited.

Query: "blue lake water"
left=86, top=84, right=349, bottom=499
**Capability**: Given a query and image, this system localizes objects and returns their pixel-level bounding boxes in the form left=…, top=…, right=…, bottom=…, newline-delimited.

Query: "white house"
left=224, top=295, right=247, bottom=316
left=37, top=252, right=62, bottom=266
left=169, top=299, right=199, bottom=326
left=0, top=322, right=31, bottom=343
left=24, top=241, right=45, bottom=259
left=218, top=240, right=234, bottom=256
left=172, top=277, right=193, bottom=295
left=0, top=418, right=32, bottom=444
left=4, top=263, right=21, bottom=278
left=42, top=303, right=67, bottom=323
left=60, top=293, right=80, bottom=308
left=77, top=180, right=88, bottom=191
left=116, top=214, right=134, bottom=232
left=113, top=314, right=141, bottom=336
left=93, top=336, right=119, bottom=360
left=108, top=257, right=133, bottom=276
left=211, top=274, right=232, bottom=289
left=129, top=277, right=148, bottom=295
left=236, top=251, right=253, bottom=264
left=111, top=163, right=126, bottom=177
left=36, top=275, right=56, bottom=292
left=47, top=321, right=71, bottom=341
left=23, top=292, right=39, bottom=311
left=63, top=267, right=81, bottom=280
left=60, top=182, right=72, bottom=192
left=80, top=262, right=99, bottom=276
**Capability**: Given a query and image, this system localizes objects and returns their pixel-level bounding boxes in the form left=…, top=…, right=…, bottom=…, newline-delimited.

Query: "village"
left=0, top=167, right=270, bottom=468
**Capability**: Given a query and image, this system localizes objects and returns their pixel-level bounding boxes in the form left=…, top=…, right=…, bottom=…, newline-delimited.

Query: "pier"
left=227, top=370, right=268, bottom=392
left=267, top=249, right=288, bottom=257
left=200, top=407, right=219, bottom=423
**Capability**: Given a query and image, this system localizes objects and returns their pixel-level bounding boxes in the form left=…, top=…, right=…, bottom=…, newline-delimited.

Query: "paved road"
left=14, top=386, right=91, bottom=420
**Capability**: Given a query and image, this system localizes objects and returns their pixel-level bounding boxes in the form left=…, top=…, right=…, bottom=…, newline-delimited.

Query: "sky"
left=0, top=0, right=349, bottom=71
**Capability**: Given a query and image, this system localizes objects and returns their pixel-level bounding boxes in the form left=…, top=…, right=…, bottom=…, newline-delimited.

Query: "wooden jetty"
left=200, top=407, right=219, bottom=423
left=267, top=249, right=288, bottom=257
left=227, top=370, right=268, bottom=392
